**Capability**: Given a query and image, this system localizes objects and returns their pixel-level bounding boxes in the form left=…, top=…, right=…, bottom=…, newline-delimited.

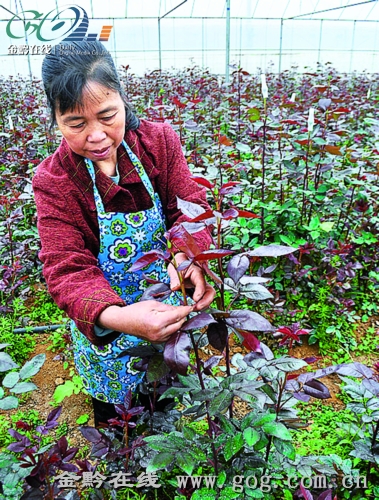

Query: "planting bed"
left=1, top=65, right=379, bottom=499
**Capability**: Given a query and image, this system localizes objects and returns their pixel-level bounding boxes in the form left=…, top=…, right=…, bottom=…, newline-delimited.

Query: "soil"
left=3, top=316, right=379, bottom=451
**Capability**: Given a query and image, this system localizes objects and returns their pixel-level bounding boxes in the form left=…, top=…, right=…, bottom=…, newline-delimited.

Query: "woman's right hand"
left=96, top=301, right=194, bottom=343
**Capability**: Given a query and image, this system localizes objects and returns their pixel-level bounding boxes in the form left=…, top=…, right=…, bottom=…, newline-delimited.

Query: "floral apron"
left=70, top=140, right=177, bottom=403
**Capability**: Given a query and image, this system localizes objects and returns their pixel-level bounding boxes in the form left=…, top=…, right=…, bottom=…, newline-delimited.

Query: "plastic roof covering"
left=1, top=0, right=379, bottom=20
left=1, top=0, right=379, bottom=77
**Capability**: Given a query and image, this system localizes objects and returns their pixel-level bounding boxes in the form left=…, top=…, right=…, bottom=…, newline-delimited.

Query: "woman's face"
left=55, top=82, right=126, bottom=171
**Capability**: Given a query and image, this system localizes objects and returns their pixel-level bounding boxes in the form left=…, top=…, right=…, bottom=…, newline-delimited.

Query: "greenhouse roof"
left=1, top=0, right=379, bottom=21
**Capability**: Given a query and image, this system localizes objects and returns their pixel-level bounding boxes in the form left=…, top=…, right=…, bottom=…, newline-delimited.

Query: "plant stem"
left=260, top=100, right=267, bottom=244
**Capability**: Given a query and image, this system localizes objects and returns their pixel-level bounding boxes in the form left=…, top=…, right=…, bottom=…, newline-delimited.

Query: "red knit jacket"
left=32, top=120, right=211, bottom=346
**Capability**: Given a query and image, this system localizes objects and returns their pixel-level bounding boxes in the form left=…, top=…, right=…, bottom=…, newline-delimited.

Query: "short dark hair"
left=42, top=40, right=138, bottom=130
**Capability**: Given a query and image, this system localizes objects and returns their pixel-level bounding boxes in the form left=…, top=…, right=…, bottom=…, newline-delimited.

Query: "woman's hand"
left=97, top=301, right=193, bottom=343
left=168, top=252, right=216, bottom=312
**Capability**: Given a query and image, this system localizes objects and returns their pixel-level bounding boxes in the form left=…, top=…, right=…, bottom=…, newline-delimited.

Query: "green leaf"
left=208, top=390, right=233, bottom=416
left=224, top=432, right=244, bottom=461
left=0, top=396, right=19, bottom=410
left=146, top=353, right=170, bottom=383
left=176, top=451, right=196, bottom=475
left=182, top=426, right=197, bottom=440
left=279, top=234, right=294, bottom=245
left=262, top=421, right=292, bottom=440
left=76, top=414, right=90, bottom=424
left=246, top=487, right=264, bottom=498
left=217, top=471, right=227, bottom=488
left=247, top=108, right=261, bottom=122
left=310, top=230, right=320, bottom=239
left=0, top=387, right=4, bottom=399
left=253, top=413, right=276, bottom=426
left=191, top=489, right=218, bottom=500
left=144, top=435, right=178, bottom=452
left=219, top=486, right=241, bottom=499
left=19, top=353, right=46, bottom=379
left=308, top=216, right=320, bottom=230
left=53, top=380, right=75, bottom=403
left=273, top=437, right=296, bottom=459
left=320, top=221, right=334, bottom=232
left=177, top=374, right=201, bottom=390
left=217, top=414, right=236, bottom=435
left=283, top=490, right=293, bottom=500
left=146, top=451, right=175, bottom=472
left=243, top=427, right=260, bottom=447
left=241, top=412, right=255, bottom=430
left=236, top=142, right=251, bottom=153
left=2, top=371, right=19, bottom=388
left=10, top=382, right=37, bottom=394
left=159, top=387, right=188, bottom=399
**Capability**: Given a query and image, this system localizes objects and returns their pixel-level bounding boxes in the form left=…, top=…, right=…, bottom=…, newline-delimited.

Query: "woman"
left=33, top=40, right=215, bottom=426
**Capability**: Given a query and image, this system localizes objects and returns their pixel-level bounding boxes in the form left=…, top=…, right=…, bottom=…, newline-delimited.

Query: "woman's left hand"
left=168, top=252, right=216, bottom=311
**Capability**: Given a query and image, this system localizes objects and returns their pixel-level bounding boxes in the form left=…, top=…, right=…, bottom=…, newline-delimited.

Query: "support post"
left=158, top=0, right=188, bottom=71
left=278, top=18, right=283, bottom=75
left=225, top=0, right=230, bottom=83
left=318, top=19, right=323, bottom=64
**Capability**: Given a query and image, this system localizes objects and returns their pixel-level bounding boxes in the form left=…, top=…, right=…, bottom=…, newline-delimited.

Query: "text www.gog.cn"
left=177, top=474, right=367, bottom=492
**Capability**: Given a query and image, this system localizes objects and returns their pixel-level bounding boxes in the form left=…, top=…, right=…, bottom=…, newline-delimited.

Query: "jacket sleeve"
left=161, top=123, right=213, bottom=251
left=32, top=168, right=125, bottom=346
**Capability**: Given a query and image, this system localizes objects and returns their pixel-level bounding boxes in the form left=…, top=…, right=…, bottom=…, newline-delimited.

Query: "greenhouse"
left=0, top=1, right=379, bottom=500
left=1, top=0, right=379, bottom=76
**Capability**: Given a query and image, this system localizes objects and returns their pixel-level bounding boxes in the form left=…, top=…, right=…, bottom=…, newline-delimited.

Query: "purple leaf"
left=163, top=331, right=191, bottom=376
left=177, top=196, right=207, bottom=218
left=167, top=225, right=202, bottom=259
left=219, top=185, right=243, bottom=195
left=247, top=244, right=298, bottom=257
left=240, top=331, right=261, bottom=351
left=222, top=208, right=239, bottom=219
left=318, top=98, right=332, bottom=111
left=264, top=264, right=277, bottom=274
left=226, top=310, right=274, bottom=332
left=317, top=490, right=333, bottom=500
left=124, top=389, right=133, bottom=410
left=303, top=379, right=331, bottom=399
left=194, top=249, right=234, bottom=262
left=46, top=406, right=62, bottom=425
left=300, top=484, right=314, bottom=500
left=336, top=362, right=374, bottom=378
left=298, top=365, right=340, bottom=383
left=8, top=428, right=25, bottom=440
left=63, top=448, right=79, bottom=462
left=141, top=283, right=171, bottom=302
left=8, top=442, right=28, bottom=452
left=59, top=462, right=79, bottom=472
left=207, top=319, right=228, bottom=352
left=79, top=426, right=103, bottom=443
left=190, top=209, right=216, bottom=223
left=227, top=254, right=250, bottom=284
left=177, top=260, right=193, bottom=272
left=128, top=250, right=164, bottom=272
left=91, top=440, right=110, bottom=458
left=56, top=435, right=68, bottom=455
left=190, top=177, right=215, bottom=190
left=285, top=379, right=300, bottom=391
left=362, top=378, right=379, bottom=396
left=203, top=356, right=223, bottom=375
left=293, top=392, right=311, bottom=402
left=19, top=489, right=44, bottom=499
left=182, top=313, right=217, bottom=331
left=303, top=357, right=319, bottom=364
